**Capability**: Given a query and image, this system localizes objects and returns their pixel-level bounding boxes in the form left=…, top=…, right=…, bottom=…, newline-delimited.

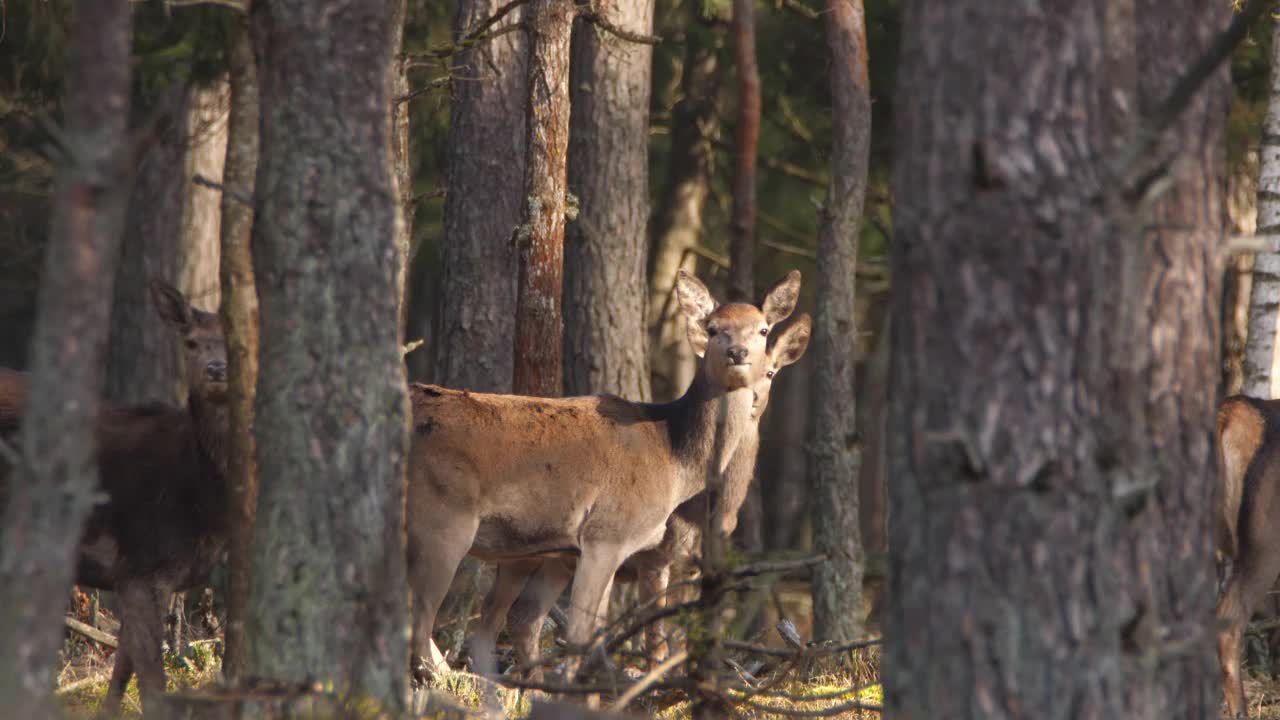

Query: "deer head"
left=149, top=280, right=228, bottom=404
left=674, top=270, right=802, bottom=391
left=752, top=313, right=812, bottom=419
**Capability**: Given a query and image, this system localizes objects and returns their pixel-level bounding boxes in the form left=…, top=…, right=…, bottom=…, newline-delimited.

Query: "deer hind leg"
left=467, top=559, right=539, bottom=672
left=1219, top=542, right=1280, bottom=718
left=508, top=559, right=574, bottom=680
left=639, top=563, right=672, bottom=665
left=407, top=507, right=478, bottom=683
left=107, top=579, right=169, bottom=713
left=102, top=624, right=136, bottom=716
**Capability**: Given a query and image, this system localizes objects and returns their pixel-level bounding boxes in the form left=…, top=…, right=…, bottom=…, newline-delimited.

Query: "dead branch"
left=575, top=1, right=663, bottom=45
left=724, top=636, right=881, bottom=658
left=64, top=616, right=118, bottom=649
left=56, top=671, right=113, bottom=696
left=742, top=697, right=883, bottom=716
left=731, top=554, right=827, bottom=577
left=403, top=339, right=426, bottom=357
left=606, top=650, right=689, bottom=711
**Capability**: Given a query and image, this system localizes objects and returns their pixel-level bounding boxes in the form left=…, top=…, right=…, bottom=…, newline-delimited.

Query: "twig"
left=193, top=174, right=253, bottom=207
left=64, top=616, right=118, bottom=649
left=730, top=554, right=826, bottom=577
left=742, top=697, right=883, bottom=716
left=403, top=339, right=426, bottom=357
left=421, top=2, right=529, bottom=60
left=413, top=189, right=448, bottom=203
left=606, top=650, right=689, bottom=711
left=723, top=636, right=881, bottom=658
left=575, top=1, right=663, bottom=45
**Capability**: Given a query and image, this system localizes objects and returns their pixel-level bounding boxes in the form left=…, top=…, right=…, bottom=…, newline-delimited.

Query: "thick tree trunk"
left=218, top=6, right=260, bottom=686
left=563, top=1, right=654, bottom=400
left=246, top=1, right=409, bottom=711
left=728, top=0, right=759, bottom=305
left=512, top=0, right=573, bottom=398
left=1242, top=18, right=1280, bottom=399
left=648, top=9, right=723, bottom=401
left=808, top=0, right=870, bottom=644
left=885, top=1, right=1226, bottom=717
left=0, top=0, right=131, bottom=714
left=434, top=0, right=527, bottom=393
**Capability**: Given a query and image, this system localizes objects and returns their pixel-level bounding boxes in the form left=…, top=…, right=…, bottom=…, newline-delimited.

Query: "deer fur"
left=1217, top=395, right=1280, bottom=718
left=0, top=281, right=229, bottom=714
left=473, top=316, right=812, bottom=675
left=406, top=270, right=802, bottom=680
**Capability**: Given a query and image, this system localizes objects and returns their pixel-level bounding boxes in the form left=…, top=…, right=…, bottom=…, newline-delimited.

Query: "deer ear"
left=150, top=279, right=192, bottom=332
left=761, top=270, right=801, bottom=326
left=675, top=270, right=716, bottom=357
left=771, top=313, right=811, bottom=368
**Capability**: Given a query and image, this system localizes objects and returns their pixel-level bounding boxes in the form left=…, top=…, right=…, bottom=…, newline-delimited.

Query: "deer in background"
left=0, top=281, right=229, bottom=714
left=406, top=270, right=802, bottom=681
left=469, top=314, right=812, bottom=676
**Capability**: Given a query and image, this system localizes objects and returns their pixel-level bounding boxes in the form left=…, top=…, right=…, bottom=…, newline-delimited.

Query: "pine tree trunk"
left=648, top=8, right=723, bottom=401
left=808, top=0, right=870, bottom=644
left=728, top=0, right=759, bottom=305
left=1242, top=17, right=1280, bottom=399
left=246, top=1, right=409, bottom=710
left=434, top=0, right=527, bottom=393
left=885, top=1, right=1226, bottom=716
left=218, top=5, right=260, bottom=686
left=512, top=0, right=573, bottom=398
left=563, top=2, right=654, bottom=400
left=0, top=1, right=131, bottom=714
left=391, top=0, right=414, bottom=333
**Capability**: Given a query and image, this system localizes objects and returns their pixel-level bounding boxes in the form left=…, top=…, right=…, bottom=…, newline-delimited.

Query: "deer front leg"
left=562, top=545, right=623, bottom=683
left=106, top=579, right=170, bottom=713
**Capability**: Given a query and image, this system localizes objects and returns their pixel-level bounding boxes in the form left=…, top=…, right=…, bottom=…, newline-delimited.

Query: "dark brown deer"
left=406, top=270, right=801, bottom=681
left=470, top=314, right=812, bottom=674
left=0, top=281, right=229, bottom=714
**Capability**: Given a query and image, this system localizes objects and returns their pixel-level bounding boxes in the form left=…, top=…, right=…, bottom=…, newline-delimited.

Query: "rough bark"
left=392, top=0, right=414, bottom=333
left=1242, top=17, right=1280, bottom=399
left=218, top=5, right=259, bottom=686
left=728, top=0, right=759, bottom=305
left=808, top=0, right=870, bottom=644
left=434, top=0, right=527, bottom=393
left=563, top=1, right=654, bottom=400
left=512, top=0, right=573, bottom=398
left=648, top=8, right=723, bottom=401
left=885, top=1, right=1226, bottom=717
left=246, top=1, right=409, bottom=711
left=0, top=0, right=131, bottom=714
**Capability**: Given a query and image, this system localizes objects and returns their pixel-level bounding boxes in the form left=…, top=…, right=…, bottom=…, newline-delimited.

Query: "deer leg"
left=102, top=623, right=136, bottom=716
left=467, top=559, right=539, bottom=670
left=639, top=563, right=672, bottom=665
left=407, top=507, right=478, bottom=683
left=562, top=546, right=623, bottom=681
left=110, top=579, right=169, bottom=712
left=1219, top=543, right=1280, bottom=718
left=508, top=559, right=574, bottom=681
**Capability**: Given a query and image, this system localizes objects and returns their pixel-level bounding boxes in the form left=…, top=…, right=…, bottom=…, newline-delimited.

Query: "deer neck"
left=188, top=393, right=230, bottom=478
left=668, top=369, right=755, bottom=504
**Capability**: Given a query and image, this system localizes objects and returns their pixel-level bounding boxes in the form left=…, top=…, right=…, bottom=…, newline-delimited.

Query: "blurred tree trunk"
left=108, top=80, right=226, bottom=406
left=512, top=0, right=573, bottom=398
left=648, top=6, right=723, bottom=401
left=392, top=0, right=414, bottom=333
left=1242, top=17, right=1280, bottom=399
left=434, top=0, right=527, bottom=393
left=218, top=5, right=259, bottom=686
left=886, top=0, right=1226, bottom=716
left=0, top=0, right=131, bottom=714
left=758, top=360, right=810, bottom=551
left=563, top=1, right=654, bottom=400
left=808, top=0, right=870, bottom=644
left=857, top=311, right=889, bottom=630
left=246, top=0, right=409, bottom=710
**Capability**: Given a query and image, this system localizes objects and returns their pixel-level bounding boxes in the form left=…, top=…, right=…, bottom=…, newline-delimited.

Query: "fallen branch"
left=56, top=671, right=113, bottom=696
left=724, top=636, right=882, bottom=658
left=743, top=697, right=883, bottom=716
left=64, top=616, right=118, bottom=649
left=606, top=650, right=689, bottom=711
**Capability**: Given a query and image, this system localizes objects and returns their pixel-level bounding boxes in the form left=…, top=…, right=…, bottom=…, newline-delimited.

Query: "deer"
left=1215, top=394, right=1280, bottom=718
left=405, top=269, right=802, bottom=682
left=468, top=314, right=812, bottom=676
left=0, top=280, right=229, bottom=714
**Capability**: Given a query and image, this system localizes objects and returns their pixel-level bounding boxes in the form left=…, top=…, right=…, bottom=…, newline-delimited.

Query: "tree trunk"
left=1242, top=17, right=1280, bottom=399
left=0, top=0, right=131, bottom=714
left=512, top=0, right=573, bottom=398
left=392, top=0, right=414, bottom=333
left=885, top=1, right=1226, bottom=716
left=246, top=1, right=409, bottom=711
left=433, top=0, right=527, bottom=393
left=857, top=310, right=889, bottom=630
left=563, top=1, right=654, bottom=400
left=218, top=5, right=260, bottom=686
left=728, top=0, right=759, bottom=305
left=807, top=0, right=870, bottom=644
left=648, top=8, right=723, bottom=401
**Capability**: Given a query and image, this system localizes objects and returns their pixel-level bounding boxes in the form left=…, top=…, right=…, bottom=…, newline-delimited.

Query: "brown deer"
left=471, top=315, right=812, bottom=675
left=0, top=281, right=229, bottom=714
left=406, top=270, right=802, bottom=681
left=1216, top=395, right=1280, bottom=718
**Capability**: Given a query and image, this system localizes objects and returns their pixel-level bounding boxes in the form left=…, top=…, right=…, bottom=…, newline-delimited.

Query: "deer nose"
left=727, top=345, right=749, bottom=365
left=206, top=361, right=227, bottom=382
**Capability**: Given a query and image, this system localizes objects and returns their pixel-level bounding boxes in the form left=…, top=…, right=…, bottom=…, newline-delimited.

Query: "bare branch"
left=606, top=650, right=689, bottom=711
left=575, top=1, right=663, bottom=45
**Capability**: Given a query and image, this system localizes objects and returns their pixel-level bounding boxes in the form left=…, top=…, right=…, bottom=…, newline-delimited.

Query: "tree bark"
left=728, top=0, right=759, bottom=305
left=648, top=8, right=723, bottom=401
left=218, top=5, right=260, bottom=686
left=246, top=1, right=409, bottom=711
left=512, top=0, right=573, bottom=398
left=434, top=0, right=527, bottom=393
left=392, top=0, right=414, bottom=333
left=1242, top=16, right=1280, bottom=399
left=563, top=1, right=654, bottom=400
left=807, top=0, right=870, bottom=644
left=0, top=0, right=131, bottom=714
left=885, top=1, right=1226, bottom=717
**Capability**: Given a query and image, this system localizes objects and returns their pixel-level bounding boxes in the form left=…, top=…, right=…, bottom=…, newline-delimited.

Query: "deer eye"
left=766, top=370, right=775, bottom=379
left=706, top=325, right=719, bottom=337
left=185, top=339, right=198, bottom=350
left=760, top=327, right=769, bottom=336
